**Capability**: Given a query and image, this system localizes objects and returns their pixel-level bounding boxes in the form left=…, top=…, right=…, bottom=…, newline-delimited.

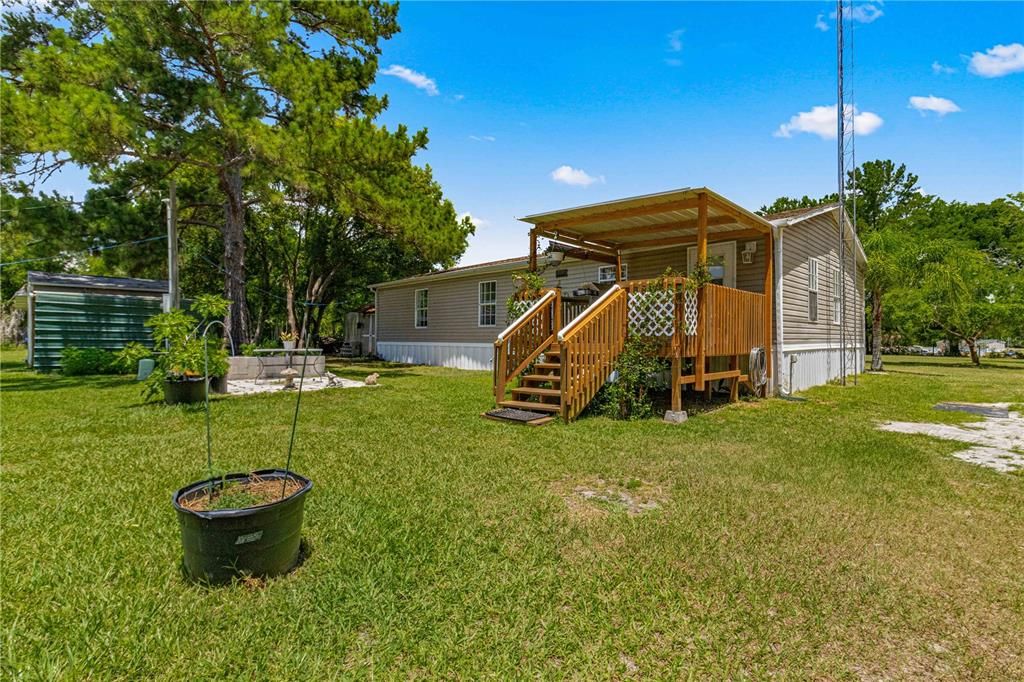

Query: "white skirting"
left=376, top=341, right=493, bottom=371
left=779, top=343, right=865, bottom=393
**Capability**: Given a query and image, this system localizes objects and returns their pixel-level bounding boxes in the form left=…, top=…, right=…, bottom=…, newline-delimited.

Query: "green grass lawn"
left=2, top=351, right=1023, bottom=679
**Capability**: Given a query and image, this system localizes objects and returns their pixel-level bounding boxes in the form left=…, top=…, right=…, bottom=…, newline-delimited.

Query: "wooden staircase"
left=496, top=343, right=562, bottom=413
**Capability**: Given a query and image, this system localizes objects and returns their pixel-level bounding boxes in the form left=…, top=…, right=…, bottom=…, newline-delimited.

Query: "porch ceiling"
left=519, top=187, right=772, bottom=254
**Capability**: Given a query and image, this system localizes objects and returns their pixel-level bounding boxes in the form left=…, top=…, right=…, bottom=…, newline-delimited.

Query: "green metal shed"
left=14, top=271, right=168, bottom=370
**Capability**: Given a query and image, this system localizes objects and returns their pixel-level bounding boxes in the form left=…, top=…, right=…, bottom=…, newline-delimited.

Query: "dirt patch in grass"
left=552, top=475, right=669, bottom=519
left=181, top=474, right=304, bottom=512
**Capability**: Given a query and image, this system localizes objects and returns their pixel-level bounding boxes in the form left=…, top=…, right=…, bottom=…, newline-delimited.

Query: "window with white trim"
left=831, top=267, right=841, bottom=325
left=414, top=288, right=428, bottom=328
left=478, top=280, right=497, bottom=326
left=597, top=264, right=627, bottom=283
left=807, top=258, right=819, bottom=322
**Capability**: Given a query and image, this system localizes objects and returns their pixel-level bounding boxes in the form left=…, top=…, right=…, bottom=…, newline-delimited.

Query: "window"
left=414, top=288, right=428, bottom=328
left=832, top=268, right=841, bottom=325
left=478, top=280, right=497, bottom=326
left=686, top=242, right=737, bottom=288
left=807, top=258, right=819, bottom=322
left=555, top=268, right=568, bottom=279
left=597, top=264, right=627, bottom=283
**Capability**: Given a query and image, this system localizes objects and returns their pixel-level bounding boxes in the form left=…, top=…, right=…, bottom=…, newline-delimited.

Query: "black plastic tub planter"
left=174, top=469, right=312, bottom=584
left=163, top=376, right=206, bottom=405
left=173, top=322, right=315, bottom=585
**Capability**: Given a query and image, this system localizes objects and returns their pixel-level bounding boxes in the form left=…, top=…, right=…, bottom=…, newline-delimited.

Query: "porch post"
left=695, top=192, right=708, bottom=390
left=528, top=229, right=538, bottom=272
left=763, top=229, right=774, bottom=393
left=615, top=251, right=623, bottom=282
left=671, top=356, right=682, bottom=412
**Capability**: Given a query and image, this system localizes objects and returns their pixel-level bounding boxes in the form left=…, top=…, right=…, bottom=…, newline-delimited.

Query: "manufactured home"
left=371, top=188, right=865, bottom=419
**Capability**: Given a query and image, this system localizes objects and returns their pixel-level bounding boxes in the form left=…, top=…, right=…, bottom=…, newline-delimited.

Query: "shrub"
left=61, top=347, right=118, bottom=376
left=593, top=334, right=668, bottom=420
left=112, top=342, right=153, bottom=374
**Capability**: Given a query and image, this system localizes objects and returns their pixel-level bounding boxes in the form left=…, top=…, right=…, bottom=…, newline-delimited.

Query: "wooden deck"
left=492, top=188, right=774, bottom=422
left=493, top=279, right=770, bottom=421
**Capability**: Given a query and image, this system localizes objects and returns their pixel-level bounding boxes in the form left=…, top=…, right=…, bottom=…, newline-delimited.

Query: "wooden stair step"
left=511, top=386, right=561, bottom=397
left=521, top=374, right=561, bottom=383
left=498, top=400, right=561, bottom=413
left=535, top=362, right=561, bottom=370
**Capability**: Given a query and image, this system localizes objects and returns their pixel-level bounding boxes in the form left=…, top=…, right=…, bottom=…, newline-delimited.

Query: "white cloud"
left=774, top=104, right=884, bottom=139
left=667, top=28, right=684, bottom=53
left=469, top=135, right=496, bottom=142
left=550, top=165, right=604, bottom=187
left=822, top=2, right=884, bottom=29
left=664, top=58, right=682, bottom=67
left=459, top=212, right=488, bottom=228
left=931, top=61, right=956, bottom=75
left=967, top=43, right=1024, bottom=78
left=908, top=95, right=961, bottom=116
left=379, top=65, right=439, bottom=96
left=453, top=94, right=465, bottom=101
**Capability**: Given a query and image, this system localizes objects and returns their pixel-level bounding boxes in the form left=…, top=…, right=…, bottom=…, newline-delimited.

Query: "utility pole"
left=164, top=179, right=180, bottom=310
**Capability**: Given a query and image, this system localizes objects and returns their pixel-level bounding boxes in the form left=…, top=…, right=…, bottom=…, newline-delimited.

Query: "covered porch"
left=495, top=188, right=774, bottom=421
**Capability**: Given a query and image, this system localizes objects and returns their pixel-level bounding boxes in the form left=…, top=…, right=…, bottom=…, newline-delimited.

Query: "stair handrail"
left=558, top=284, right=621, bottom=342
left=557, top=285, right=627, bottom=421
left=493, top=289, right=560, bottom=402
left=496, top=289, right=556, bottom=341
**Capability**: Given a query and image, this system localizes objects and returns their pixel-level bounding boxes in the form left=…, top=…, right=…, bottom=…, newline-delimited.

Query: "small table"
left=253, top=348, right=324, bottom=384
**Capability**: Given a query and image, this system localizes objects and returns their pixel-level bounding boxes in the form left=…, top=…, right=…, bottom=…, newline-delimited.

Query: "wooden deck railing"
left=702, top=283, right=766, bottom=357
left=558, top=285, right=627, bottom=421
left=493, top=289, right=560, bottom=401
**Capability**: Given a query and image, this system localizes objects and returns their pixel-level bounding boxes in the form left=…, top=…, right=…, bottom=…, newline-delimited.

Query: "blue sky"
left=369, top=1, right=1024, bottom=264
left=39, top=2, right=1024, bottom=266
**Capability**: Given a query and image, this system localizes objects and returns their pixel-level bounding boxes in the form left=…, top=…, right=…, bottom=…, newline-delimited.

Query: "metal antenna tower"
left=836, top=0, right=858, bottom=386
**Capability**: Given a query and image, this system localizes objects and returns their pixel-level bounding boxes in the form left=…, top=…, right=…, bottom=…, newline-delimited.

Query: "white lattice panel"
left=683, top=290, right=698, bottom=336
left=627, top=290, right=675, bottom=337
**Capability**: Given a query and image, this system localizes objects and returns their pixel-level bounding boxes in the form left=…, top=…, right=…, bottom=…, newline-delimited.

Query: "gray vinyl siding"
left=376, top=238, right=774, bottom=344
left=780, top=214, right=863, bottom=346
left=376, top=259, right=595, bottom=343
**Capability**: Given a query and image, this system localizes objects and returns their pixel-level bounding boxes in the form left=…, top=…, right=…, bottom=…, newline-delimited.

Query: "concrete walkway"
left=879, top=404, right=1024, bottom=473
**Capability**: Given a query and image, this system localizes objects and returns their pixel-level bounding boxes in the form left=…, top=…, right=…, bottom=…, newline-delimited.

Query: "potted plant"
left=174, top=468, right=313, bottom=584
left=280, top=331, right=297, bottom=351
left=145, top=295, right=231, bottom=404
left=173, top=322, right=313, bottom=585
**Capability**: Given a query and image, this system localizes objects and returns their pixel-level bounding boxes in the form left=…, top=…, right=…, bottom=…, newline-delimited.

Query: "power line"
left=0, top=234, right=167, bottom=269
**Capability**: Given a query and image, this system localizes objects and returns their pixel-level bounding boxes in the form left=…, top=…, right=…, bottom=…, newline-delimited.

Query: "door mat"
left=482, top=408, right=555, bottom=426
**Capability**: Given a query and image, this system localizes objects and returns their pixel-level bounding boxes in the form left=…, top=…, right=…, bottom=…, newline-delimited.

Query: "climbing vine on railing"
left=684, top=261, right=713, bottom=293
left=506, top=270, right=546, bottom=323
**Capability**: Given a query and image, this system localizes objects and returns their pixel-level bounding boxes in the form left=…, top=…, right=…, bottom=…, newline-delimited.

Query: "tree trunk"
left=220, top=165, right=250, bottom=346
left=871, top=288, right=884, bottom=371
left=946, top=335, right=959, bottom=357
left=968, top=339, right=980, bottom=366
left=310, top=304, right=326, bottom=347
left=284, top=279, right=299, bottom=341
